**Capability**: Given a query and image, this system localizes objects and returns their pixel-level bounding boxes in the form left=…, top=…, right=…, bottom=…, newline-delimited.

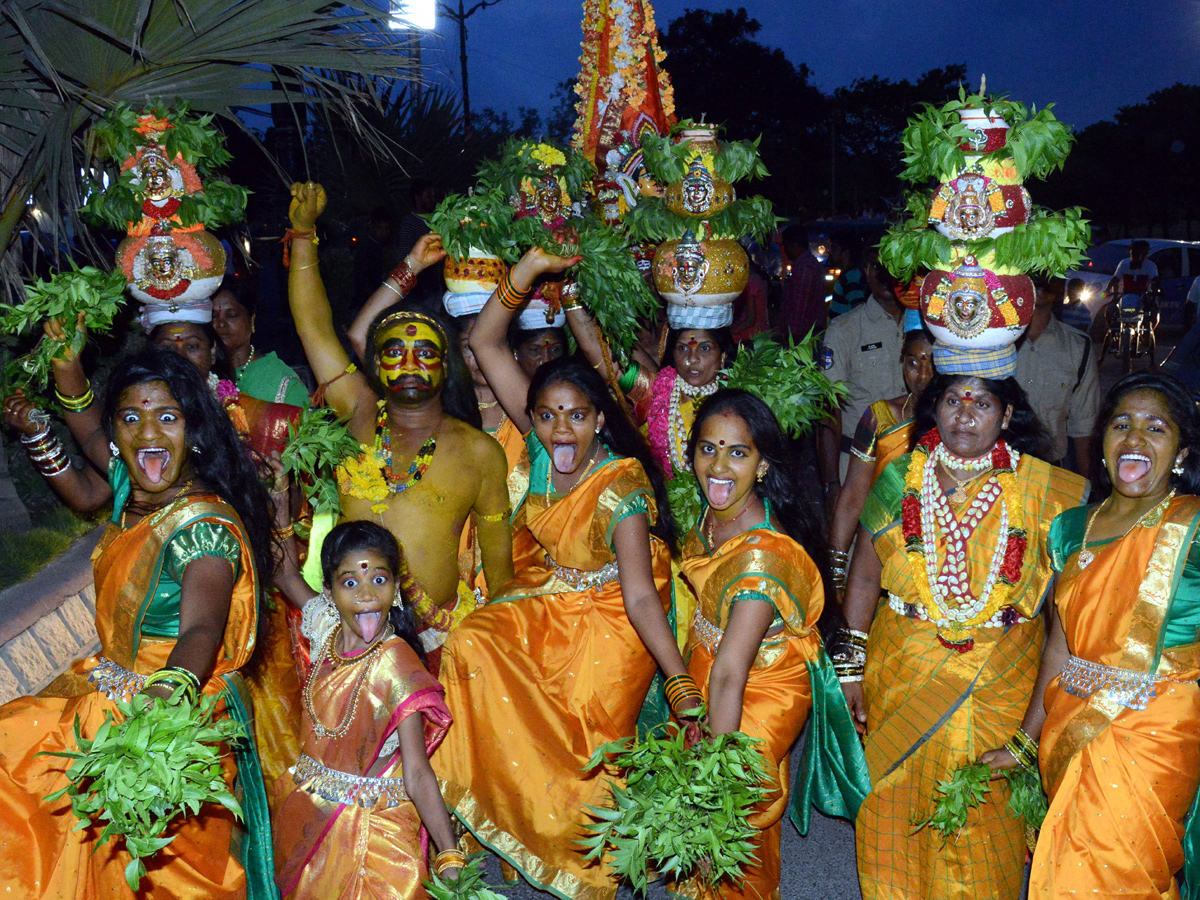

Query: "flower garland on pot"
left=900, top=427, right=1027, bottom=651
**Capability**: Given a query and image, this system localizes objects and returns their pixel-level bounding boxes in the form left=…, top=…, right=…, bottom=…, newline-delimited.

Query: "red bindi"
left=718, top=440, right=725, bottom=446
left=405, top=325, right=418, bottom=336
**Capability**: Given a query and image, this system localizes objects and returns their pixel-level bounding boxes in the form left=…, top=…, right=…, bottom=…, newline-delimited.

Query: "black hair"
left=507, top=323, right=568, bottom=357
left=149, top=320, right=236, bottom=382
left=687, top=389, right=834, bottom=610
left=901, top=328, right=934, bottom=356
left=1094, top=372, right=1200, bottom=496
left=363, top=303, right=482, bottom=429
left=101, top=346, right=275, bottom=596
left=526, top=358, right=677, bottom=553
left=320, top=520, right=425, bottom=664
left=214, top=273, right=258, bottom=317
left=912, top=373, right=1053, bottom=459
left=660, top=327, right=737, bottom=371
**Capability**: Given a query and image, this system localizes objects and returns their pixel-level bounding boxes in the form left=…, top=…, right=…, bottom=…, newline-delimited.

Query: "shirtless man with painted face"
left=287, top=182, right=513, bottom=665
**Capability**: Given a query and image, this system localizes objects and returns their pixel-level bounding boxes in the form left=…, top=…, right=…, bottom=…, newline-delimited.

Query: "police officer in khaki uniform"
left=818, top=255, right=905, bottom=502
left=1015, top=277, right=1099, bottom=476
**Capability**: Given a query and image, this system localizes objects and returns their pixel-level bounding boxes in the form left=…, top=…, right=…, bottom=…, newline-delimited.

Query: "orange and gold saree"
left=274, top=636, right=450, bottom=899
left=671, top=513, right=825, bottom=900
left=435, top=449, right=670, bottom=900
left=1029, top=496, right=1200, bottom=900
left=0, top=483, right=269, bottom=900
left=855, top=452, right=1087, bottom=900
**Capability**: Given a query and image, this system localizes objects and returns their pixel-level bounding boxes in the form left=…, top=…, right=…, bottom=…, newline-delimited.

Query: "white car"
left=1063, top=239, right=1200, bottom=332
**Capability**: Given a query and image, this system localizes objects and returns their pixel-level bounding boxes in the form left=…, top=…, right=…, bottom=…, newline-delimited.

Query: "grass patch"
left=0, top=505, right=103, bottom=591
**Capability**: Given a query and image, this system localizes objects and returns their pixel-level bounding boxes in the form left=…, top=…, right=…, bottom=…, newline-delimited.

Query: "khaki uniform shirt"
left=1015, top=316, right=1099, bottom=463
left=821, top=296, right=906, bottom=475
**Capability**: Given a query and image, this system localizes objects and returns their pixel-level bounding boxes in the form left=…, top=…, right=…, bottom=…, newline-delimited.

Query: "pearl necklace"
left=667, top=373, right=718, bottom=472
left=919, top=444, right=1017, bottom=630
left=302, top=624, right=391, bottom=740
left=934, top=444, right=993, bottom=504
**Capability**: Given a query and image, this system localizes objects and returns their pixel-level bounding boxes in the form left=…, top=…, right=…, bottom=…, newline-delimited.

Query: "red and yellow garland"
left=901, top=427, right=1027, bottom=651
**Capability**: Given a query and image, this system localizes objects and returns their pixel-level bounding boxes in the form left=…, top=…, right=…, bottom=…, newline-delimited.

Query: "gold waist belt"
left=1059, top=654, right=1190, bottom=711
left=291, top=752, right=408, bottom=808
left=546, top=554, right=620, bottom=591
left=692, top=611, right=724, bottom=652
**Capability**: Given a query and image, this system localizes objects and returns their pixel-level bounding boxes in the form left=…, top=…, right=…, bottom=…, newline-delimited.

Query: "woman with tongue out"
left=670, top=389, right=867, bottom=900
left=438, top=247, right=696, bottom=900
left=1027, top=372, right=1200, bottom=900
left=0, top=346, right=277, bottom=898
left=838, top=367, right=1088, bottom=900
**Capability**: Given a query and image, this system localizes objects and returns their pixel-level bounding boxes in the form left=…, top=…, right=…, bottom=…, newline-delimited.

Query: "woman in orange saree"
left=671, top=390, right=867, bottom=900
left=841, top=372, right=1087, bottom=900
left=1029, top=373, right=1200, bottom=900
left=273, top=521, right=461, bottom=899
left=434, top=353, right=695, bottom=900
left=827, top=327, right=934, bottom=599
left=0, top=347, right=277, bottom=899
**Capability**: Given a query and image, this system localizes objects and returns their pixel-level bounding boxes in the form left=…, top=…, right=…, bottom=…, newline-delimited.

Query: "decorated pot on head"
left=517, top=289, right=568, bottom=330
left=664, top=153, right=735, bottom=218
left=920, top=255, right=1034, bottom=378
left=117, top=226, right=225, bottom=328
left=653, top=227, right=748, bottom=330
left=443, top=245, right=508, bottom=319
left=121, top=142, right=203, bottom=223
left=928, top=172, right=1031, bottom=241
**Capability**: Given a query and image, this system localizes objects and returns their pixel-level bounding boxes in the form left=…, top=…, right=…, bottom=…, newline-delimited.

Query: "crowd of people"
left=0, top=179, right=1193, bottom=900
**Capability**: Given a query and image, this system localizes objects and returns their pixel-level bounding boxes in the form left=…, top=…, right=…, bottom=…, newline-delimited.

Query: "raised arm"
left=469, top=247, right=580, bottom=433
left=3, top=391, right=111, bottom=513
left=347, top=233, right=447, bottom=363
left=287, top=182, right=370, bottom=421
left=46, top=315, right=110, bottom=471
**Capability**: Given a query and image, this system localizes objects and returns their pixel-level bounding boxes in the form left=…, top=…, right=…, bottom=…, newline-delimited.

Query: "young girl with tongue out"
left=272, top=519, right=464, bottom=899
left=436, top=247, right=699, bottom=900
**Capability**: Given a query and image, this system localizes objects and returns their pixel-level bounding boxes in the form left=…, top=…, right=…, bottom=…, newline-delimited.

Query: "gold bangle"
left=497, top=270, right=532, bottom=310
left=55, top=383, right=94, bottom=411
left=475, top=507, right=512, bottom=524
left=434, top=848, right=467, bottom=876
left=274, top=524, right=295, bottom=541
left=292, top=260, right=319, bottom=272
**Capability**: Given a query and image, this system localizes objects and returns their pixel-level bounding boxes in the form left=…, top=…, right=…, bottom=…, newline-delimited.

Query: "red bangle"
left=386, top=261, right=417, bottom=297
left=497, top=270, right=532, bottom=311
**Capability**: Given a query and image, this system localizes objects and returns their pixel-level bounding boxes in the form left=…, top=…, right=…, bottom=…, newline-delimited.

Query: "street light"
left=390, top=0, right=436, bottom=30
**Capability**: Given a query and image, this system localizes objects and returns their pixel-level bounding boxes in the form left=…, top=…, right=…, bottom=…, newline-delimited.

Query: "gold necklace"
left=302, top=623, right=390, bottom=740
left=120, top=479, right=194, bottom=529
left=939, top=464, right=991, bottom=505
left=704, top=497, right=759, bottom=550
left=1077, top=489, right=1175, bottom=570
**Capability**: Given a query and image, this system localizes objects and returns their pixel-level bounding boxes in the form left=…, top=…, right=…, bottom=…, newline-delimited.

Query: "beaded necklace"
left=900, top=428, right=1027, bottom=651
left=374, top=406, right=440, bottom=493
left=302, top=623, right=392, bottom=741
left=667, top=373, right=718, bottom=472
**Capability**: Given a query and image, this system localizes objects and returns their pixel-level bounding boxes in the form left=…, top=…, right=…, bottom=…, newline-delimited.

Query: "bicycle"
left=1099, top=288, right=1160, bottom=374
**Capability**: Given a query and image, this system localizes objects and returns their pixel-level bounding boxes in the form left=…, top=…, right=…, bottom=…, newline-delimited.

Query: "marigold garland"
left=901, top=428, right=1026, bottom=650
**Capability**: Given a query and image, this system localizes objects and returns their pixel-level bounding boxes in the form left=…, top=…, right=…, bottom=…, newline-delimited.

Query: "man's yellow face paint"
left=376, top=319, right=446, bottom=399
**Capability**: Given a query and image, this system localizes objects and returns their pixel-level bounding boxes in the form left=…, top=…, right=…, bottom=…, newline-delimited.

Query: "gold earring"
left=756, top=467, right=766, bottom=483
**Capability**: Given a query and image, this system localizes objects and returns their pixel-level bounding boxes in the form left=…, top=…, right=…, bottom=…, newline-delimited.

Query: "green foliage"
left=0, top=266, right=127, bottom=395
left=722, top=333, right=847, bottom=438
left=879, top=205, right=1091, bottom=282
left=624, top=195, right=778, bottom=246
left=475, top=139, right=593, bottom=201
left=1005, top=764, right=1048, bottom=830
left=899, top=87, right=1075, bottom=184
left=913, top=760, right=1049, bottom=842
left=911, top=761, right=992, bottom=841
left=580, top=726, right=769, bottom=893
left=0, top=506, right=102, bottom=591
left=426, top=190, right=523, bottom=264
left=714, top=137, right=770, bottom=183
left=639, top=130, right=691, bottom=186
left=668, top=470, right=703, bottom=540
left=424, top=853, right=510, bottom=900
left=281, top=407, right=360, bottom=517
left=80, top=102, right=249, bottom=232
left=43, top=689, right=245, bottom=890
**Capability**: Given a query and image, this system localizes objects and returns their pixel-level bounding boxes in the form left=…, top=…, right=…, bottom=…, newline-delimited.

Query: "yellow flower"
left=336, top=448, right=390, bottom=512
left=528, top=143, right=566, bottom=169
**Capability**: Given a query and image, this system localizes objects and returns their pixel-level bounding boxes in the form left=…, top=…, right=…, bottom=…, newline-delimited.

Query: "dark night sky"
left=416, top=0, right=1200, bottom=132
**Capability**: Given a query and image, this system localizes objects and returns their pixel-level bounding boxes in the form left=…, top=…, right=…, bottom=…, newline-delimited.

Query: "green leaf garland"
left=580, top=727, right=769, bottom=894
left=0, top=265, right=127, bottom=395
left=42, top=689, right=245, bottom=890
left=281, top=407, right=361, bottom=518
left=423, top=852, right=510, bottom=900
left=912, top=760, right=1049, bottom=842
left=667, top=470, right=704, bottom=540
